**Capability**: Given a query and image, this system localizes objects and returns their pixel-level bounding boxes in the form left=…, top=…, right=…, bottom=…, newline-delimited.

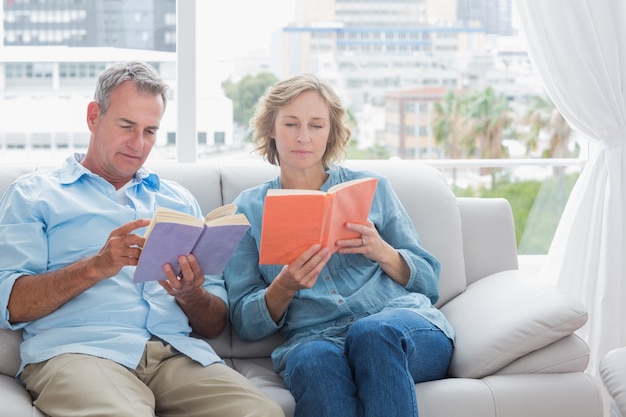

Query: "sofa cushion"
left=0, top=329, right=21, bottom=378
left=600, top=347, right=626, bottom=417
left=441, top=271, right=588, bottom=378
left=494, top=333, right=590, bottom=374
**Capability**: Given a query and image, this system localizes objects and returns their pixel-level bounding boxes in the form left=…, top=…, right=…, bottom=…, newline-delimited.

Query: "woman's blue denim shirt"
left=224, top=165, right=454, bottom=375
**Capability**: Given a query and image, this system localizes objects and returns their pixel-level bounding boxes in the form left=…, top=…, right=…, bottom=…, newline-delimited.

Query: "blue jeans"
left=283, top=309, right=453, bottom=417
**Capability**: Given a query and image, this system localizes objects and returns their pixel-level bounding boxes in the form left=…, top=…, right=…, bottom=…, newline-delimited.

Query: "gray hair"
left=93, top=61, right=169, bottom=115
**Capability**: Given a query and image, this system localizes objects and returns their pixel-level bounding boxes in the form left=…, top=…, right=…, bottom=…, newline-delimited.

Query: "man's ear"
left=86, top=101, right=100, bottom=131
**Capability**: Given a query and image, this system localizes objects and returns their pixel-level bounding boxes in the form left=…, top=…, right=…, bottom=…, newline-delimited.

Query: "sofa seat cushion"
left=0, top=375, right=46, bottom=417
left=0, top=329, right=22, bottom=378
left=441, top=271, right=588, bottom=378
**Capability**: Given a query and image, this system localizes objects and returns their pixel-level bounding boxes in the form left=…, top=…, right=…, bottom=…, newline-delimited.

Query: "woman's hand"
left=337, top=220, right=410, bottom=286
left=336, top=220, right=389, bottom=261
left=265, top=244, right=331, bottom=322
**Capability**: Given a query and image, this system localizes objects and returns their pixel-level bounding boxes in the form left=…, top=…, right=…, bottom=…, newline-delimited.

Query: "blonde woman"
left=224, top=73, right=454, bottom=417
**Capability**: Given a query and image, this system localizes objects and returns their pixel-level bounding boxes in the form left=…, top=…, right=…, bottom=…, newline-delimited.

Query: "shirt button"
left=349, top=317, right=355, bottom=322
left=330, top=290, right=337, bottom=295
left=324, top=276, right=330, bottom=280
left=338, top=299, right=344, bottom=304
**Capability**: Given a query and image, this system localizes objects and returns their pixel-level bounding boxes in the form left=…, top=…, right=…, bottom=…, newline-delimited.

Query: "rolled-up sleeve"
left=0, top=183, right=45, bottom=329
left=374, top=176, right=441, bottom=304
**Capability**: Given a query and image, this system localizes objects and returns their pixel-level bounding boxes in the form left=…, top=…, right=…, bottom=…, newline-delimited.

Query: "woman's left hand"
left=337, top=220, right=410, bottom=286
left=336, top=220, right=390, bottom=262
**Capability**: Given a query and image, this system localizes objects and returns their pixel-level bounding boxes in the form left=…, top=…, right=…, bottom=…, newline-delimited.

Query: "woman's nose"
left=296, top=127, right=311, bottom=143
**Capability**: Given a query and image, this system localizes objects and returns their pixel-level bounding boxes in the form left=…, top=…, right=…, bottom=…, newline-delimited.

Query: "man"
left=0, top=61, right=283, bottom=417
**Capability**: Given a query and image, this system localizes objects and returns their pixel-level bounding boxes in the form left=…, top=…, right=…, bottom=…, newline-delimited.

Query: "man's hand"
left=91, top=218, right=150, bottom=280
left=159, top=254, right=228, bottom=338
left=159, top=254, right=205, bottom=299
left=7, top=218, right=150, bottom=323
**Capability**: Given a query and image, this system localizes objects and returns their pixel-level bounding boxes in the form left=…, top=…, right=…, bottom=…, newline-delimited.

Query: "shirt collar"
left=58, top=153, right=161, bottom=190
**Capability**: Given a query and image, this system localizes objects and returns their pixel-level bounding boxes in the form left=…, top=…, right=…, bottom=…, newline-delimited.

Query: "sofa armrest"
left=440, top=270, right=588, bottom=378
left=600, top=347, right=626, bottom=417
left=458, top=197, right=519, bottom=285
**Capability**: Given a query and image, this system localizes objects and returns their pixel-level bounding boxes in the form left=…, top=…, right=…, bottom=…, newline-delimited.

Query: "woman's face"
left=272, top=90, right=330, bottom=172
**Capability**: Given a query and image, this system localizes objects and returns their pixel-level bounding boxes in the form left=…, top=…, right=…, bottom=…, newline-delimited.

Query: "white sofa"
left=0, top=158, right=604, bottom=417
left=600, top=347, right=626, bottom=417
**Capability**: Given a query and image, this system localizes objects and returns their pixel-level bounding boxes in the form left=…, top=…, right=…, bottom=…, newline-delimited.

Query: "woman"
left=224, top=73, right=454, bottom=417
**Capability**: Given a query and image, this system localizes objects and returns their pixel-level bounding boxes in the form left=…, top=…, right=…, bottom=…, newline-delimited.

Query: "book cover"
left=133, top=205, right=250, bottom=283
left=259, top=177, right=378, bottom=265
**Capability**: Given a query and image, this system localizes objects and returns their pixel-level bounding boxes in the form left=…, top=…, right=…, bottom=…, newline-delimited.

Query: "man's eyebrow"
left=118, top=117, right=137, bottom=125
left=118, top=117, right=160, bottom=130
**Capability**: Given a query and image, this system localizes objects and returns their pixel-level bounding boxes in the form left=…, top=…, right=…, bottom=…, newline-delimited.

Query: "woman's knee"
left=284, top=341, right=345, bottom=385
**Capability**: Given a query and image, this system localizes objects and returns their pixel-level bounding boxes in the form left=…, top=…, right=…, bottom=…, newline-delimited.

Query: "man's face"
left=85, top=81, right=164, bottom=188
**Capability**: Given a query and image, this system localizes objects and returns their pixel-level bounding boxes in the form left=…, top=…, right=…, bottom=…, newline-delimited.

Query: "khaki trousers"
left=21, top=340, right=284, bottom=417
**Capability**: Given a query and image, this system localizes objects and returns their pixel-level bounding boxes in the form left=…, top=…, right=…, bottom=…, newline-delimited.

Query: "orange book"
left=259, top=177, right=378, bottom=265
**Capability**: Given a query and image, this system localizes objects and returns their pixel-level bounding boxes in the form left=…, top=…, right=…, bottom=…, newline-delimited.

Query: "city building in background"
left=3, top=0, right=176, bottom=51
left=0, top=0, right=233, bottom=162
left=272, top=0, right=543, bottom=158
left=384, top=87, right=447, bottom=159
left=457, top=0, right=515, bottom=36
left=1, top=0, right=550, bottom=163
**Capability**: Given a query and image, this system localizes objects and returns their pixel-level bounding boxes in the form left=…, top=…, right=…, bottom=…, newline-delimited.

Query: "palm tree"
left=432, top=90, right=472, bottom=186
left=432, top=90, right=469, bottom=159
left=466, top=86, right=511, bottom=159
left=464, top=86, right=512, bottom=187
left=521, top=94, right=576, bottom=171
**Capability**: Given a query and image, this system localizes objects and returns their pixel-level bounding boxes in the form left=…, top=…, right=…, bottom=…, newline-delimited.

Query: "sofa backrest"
left=191, top=159, right=467, bottom=306
left=0, top=159, right=478, bottom=364
left=341, top=160, right=467, bottom=306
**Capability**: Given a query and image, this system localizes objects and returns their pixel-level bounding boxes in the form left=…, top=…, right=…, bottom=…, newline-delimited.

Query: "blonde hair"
left=251, top=73, right=351, bottom=168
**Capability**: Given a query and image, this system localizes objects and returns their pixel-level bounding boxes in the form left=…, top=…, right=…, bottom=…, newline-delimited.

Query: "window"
left=0, top=0, right=588, bottom=259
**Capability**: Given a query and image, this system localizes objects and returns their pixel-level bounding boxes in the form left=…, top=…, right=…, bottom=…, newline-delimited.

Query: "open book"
left=259, top=177, right=378, bottom=265
left=133, top=204, right=250, bottom=283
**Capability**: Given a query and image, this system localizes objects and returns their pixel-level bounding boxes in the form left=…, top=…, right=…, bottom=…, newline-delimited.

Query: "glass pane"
left=0, top=0, right=592, bottom=260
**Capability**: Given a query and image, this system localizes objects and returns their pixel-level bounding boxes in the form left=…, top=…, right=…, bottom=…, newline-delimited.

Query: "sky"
left=197, top=0, right=296, bottom=62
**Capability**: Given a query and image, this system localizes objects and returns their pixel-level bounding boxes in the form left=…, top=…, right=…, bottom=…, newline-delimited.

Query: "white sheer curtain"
left=514, top=0, right=626, bottom=376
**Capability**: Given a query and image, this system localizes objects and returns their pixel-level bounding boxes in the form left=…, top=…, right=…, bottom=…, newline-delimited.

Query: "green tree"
left=432, top=87, right=511, bottom=187
left=432, top=90, right=471, bottom=159
left=465, top=86, right=511, bottom=187
left=465, top=86, right=511, bottom=160
left=521, top=94, right=576, bottom=162
left=454, top=173, right=578, bottom=252
left=432, top=90, right=471, bottom=186
left=222, top=72, right=278, bottom=128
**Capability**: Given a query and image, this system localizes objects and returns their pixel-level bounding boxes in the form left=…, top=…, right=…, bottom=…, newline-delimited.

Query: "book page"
left=327, top=176, right=377, bottom=194
left=144, top=207, right=203, bottom=239
left=205, top=212, right=250, bottom=227
left=266, top=188, right=325, bottom=196
left=204, top=203, right=238, bottom=222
